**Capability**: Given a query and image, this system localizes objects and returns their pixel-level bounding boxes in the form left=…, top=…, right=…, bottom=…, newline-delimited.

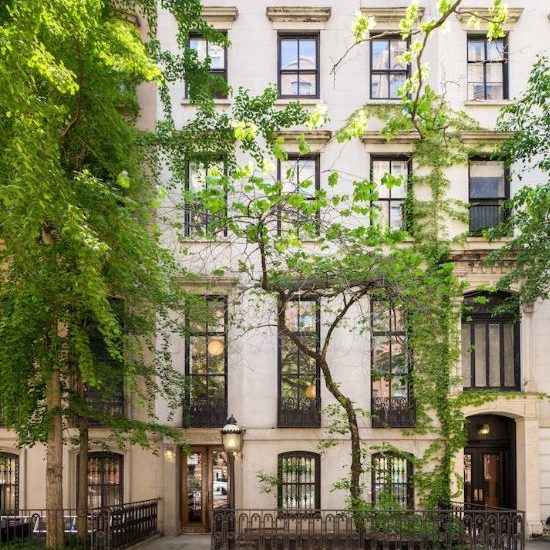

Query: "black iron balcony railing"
left=85, top=387, right=124, bottom=427
left=278, top=398, right=321, bottom=428
left=371, top=397, right=416, bottom=428
left=184, top=397, right=227, bottom=428
left=212, top=506, right=525, bottom=550
left=469, top=203, right=503, bottom=235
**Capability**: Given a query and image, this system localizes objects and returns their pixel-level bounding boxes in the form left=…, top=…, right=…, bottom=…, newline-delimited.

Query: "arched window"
left=371, top=452, right=413, bottom=509
left=86, top=452, right=123, bottom=509
left=277, top=452, right=320, bottom=512
left=461, top=292, right=520, bottom=390
left=0, top=452, right=19, bottom=511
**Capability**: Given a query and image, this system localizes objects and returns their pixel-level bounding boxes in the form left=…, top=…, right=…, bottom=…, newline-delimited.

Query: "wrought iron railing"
left=278, top=398, right=321, bottom=428
left=0, top=499, right=158, bottom=549
left=211, top=506, right=525, bottom=550
left=371, top=397, right=416, bottom=428
left=184, top=397, right=227, bottom=428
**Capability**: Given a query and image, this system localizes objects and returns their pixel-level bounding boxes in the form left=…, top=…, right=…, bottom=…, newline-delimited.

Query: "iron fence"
left=0, top=499, right=158, bottom=549
left=211, top=506, right=525, bottom=550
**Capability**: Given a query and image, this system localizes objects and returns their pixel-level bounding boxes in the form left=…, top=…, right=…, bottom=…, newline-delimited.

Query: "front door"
left=182, top=446, right=229, bottom=532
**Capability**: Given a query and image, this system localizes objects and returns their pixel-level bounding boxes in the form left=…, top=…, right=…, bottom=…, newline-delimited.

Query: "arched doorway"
left=464, top=414, right=516, bottom=508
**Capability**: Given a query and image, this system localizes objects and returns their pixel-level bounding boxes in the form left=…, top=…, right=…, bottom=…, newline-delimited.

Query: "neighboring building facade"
left=1, top=0, right=549, bottom=538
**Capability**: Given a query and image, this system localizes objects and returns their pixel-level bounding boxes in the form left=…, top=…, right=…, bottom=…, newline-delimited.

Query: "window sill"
left=275, top=98, right=320, bottom=106
left=363, top=99, right=402, bottom=105
left=464, top=100, right=513, bottom=107
left=181, top=98, right=232, bottom=106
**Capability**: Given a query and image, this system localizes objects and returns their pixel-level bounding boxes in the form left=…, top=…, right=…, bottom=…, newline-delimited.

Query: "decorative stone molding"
left=202, top=6, right=238, bottom=28
left=361, top=131, right=419, bottom=145
left=178, top=275, right=239, bottom=289
left=450, top=245, right=515, bottom=280
left=456, top=7, right=524, bottom=29
left=360, top=7, right=425, bottom=30
left=460, top=130, right=514, bottom=145
left=276, top=130, right=332, bottom=147
left=266, top=7, right=331, bottom=29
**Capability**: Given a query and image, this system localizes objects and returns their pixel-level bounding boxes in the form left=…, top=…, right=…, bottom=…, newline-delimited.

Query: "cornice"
left=201, top=6, right=239, bottom=24
left=456, top=7, right=524, bottom=26
left=361, top=131, right=419, bottom=145
left=276, top=130, right=333, bottom=146
left=360, top=7, right=425, bottom=29
left=266, top=7, right=332, bottom=24
left=460, top=130, right=514, bottom=145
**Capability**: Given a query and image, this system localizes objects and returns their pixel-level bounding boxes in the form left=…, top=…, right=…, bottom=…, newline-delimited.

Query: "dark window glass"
left=371, top=300, right=415, bottom=428
left=185, top=296, right=228, bottom=427
left=278, top=452, right=320, bottom=511
left=469, top=160, right=508, bottom=234
left=279, top=35, right=319, bottom=98
left=462, top=292, right=519, bottom=390
left=467, top=36, right=507, bottom=100
left=372, top=453, right=413, bottom=508
left=371, top=36, right=408, bottom=99
left=86, top=452, right=123, bottom=509
left=371, top=158, right=408, bottom=229
left=189, top=34, right=227, bottom=98
left=0, top=453, right=19, bottom=512
left=278, top=297, right=321, bottom=427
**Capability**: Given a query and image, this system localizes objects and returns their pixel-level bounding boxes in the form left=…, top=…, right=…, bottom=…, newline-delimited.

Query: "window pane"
left=474, top=324, right=487, bottom=387
left=372, top=40, right=390, bottom=70
left=390, top=160, right=407, bottom=198
left=208, top=43, right=225, bottom=69
left=373, top=335, right=391, bottom=376
left=390, top=40, right=407, bottom=69
left=372, top=300, right=390, bottom=332
left=281, top=73, right=299, bottom=96
left=190, top=336, right=207, bottom=375
left=299, top=39, right=317, bottom=70
left=488, top=324, right=501, bottom=386
left=298, top=73, right=316, bottom=96
left=468, top=62, right=484, bottom=83
left=468, top=82, right=485, bottom=100
left=470, top=161, right=505, bottom=198
left=487, top=40, right=505, bottom=61
left=390, top=202, right=403, bottom=228
left=208, top=298, right=226, bottom=332
left=486, top=83, right=503, bottom=100
left=389, top=73, right=406, bottom=98
left=373, top=201, right=389, bottom=226
left=190, top=37, right=207, bottom=61
left=371, top=74, right=389, bottom=98
left=281, top=39, right=299, bottom=69
left=373, top=160, right=391, bottom=188
left=503, top=323, right=515, bottom=387
left=486, top=63, right=503, bottom=83
left=189, top=163, right=207, bottom=192
left=468, top=39, right=485, bottom=62
left=462, top=325, right=472, bottom=388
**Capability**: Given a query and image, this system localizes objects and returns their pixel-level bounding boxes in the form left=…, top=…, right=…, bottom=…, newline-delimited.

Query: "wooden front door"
left=182, top=446, right=229, bottom=532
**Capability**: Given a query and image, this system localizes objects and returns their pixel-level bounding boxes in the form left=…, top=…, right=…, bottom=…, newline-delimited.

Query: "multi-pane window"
left=469, top=160, right=508, bottom=234
left=279, top=35, right=319, bottom=98
left=86, top=452, right=123, bottom=509
left=184, top=161, right=226, bottom=237
left=371, top=158, right=408, bottom=229
left=278, top=297, right=320, bottom=428
left=372, top=453, right=413, bottom=508
left=467, top=36, right=507, bottom=100
left=278, top=155, right=320, bottom=234
left=370, top=36, right=408, bottom=99
left=462, top=292, right=520, bottom=390
left=0, top=453, right=19, bottom=511
left=189, top=33, right=227, bottom=98
left=278, top=452, right=320, bottom=512
left=371, top=300, right=414, bottom=428
left=185, top=296, right=228, bottom=428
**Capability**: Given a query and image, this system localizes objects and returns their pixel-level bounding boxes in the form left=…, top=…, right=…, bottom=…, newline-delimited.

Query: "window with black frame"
left=372, top=452, right=413, bottom=509
left=461, top=292, right=520, bottom=390
left=278, top=34, right=319, bottom=98
left=85, top=452, right=123, bottom=509
left=185, top=296, right=228, bottom=428
left=188, top=33, right=227, bottom=98
left=184, top=161, right=226, bottom=237
left=370, top=35, right=409, bottom=99
left=469, top=159, right=508, bottom=234
left=371, top=299, right=414, bottom=428
left=0, top=453, right=19, bottom=512
left=278, top=451, right=320, bottom=512
left=371, top=157, right=409, bottom=229
left=278, top=155, right=320, bottom=235
left=467, top=35, right=507, bottom=100
left=278, top=297, right=321, bottom=428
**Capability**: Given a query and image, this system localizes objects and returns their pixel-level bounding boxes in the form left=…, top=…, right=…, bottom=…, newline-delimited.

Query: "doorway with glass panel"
left=181, top=446, right=229, bottom=532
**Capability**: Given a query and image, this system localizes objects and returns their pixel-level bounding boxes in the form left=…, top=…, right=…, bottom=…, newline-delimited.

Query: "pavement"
left=133, top=534, right=550, bottom=549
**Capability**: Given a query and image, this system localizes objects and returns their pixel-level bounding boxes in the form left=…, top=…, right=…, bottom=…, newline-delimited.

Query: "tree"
left=488, top=56, right=550, bottom=307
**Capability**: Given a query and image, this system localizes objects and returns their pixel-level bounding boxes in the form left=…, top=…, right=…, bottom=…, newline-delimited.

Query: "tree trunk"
left=77, top=374, right=89, bottom=547
left=46, top=369, right=64, bottom=549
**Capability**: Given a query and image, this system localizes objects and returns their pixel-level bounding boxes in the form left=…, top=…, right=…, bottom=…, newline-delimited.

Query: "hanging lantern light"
left=220, top=415, right=243, bottom=455
left=304, top=382, right=316, bottom=400
left=478, top=423, right=490, bottom=436
left=208, top=338, right=224, bottom=356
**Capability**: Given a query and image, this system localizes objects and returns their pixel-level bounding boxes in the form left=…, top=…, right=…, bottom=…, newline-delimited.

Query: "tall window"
left=371, top=157, right=409, bottom=229
left=370, top=35, right=408, bottom=99
left=372, top=453, right=414, bottom=508
left=185, top=296, right=228, bottom=427
left=469, top=159, right=508, bottom=234
left=278, top=452, right=320, bottom=512
left=467, top=35, right=507, bottom=100
left=86, top=452, right=123, bottom=509
left=278, top=34, right=319, bottom=98
left=184, top=161, right=226, bottom=237
left=189, top=33, right=227, bottom=98
left=278, top=155, right=320, bottom=235
left=278, top=297, right=320, bottom=428
left=0, top=453, right=19, bottom=511
left=462, top=292, right=520, bottom=390
left=371, top=300, right=414, bottom=428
